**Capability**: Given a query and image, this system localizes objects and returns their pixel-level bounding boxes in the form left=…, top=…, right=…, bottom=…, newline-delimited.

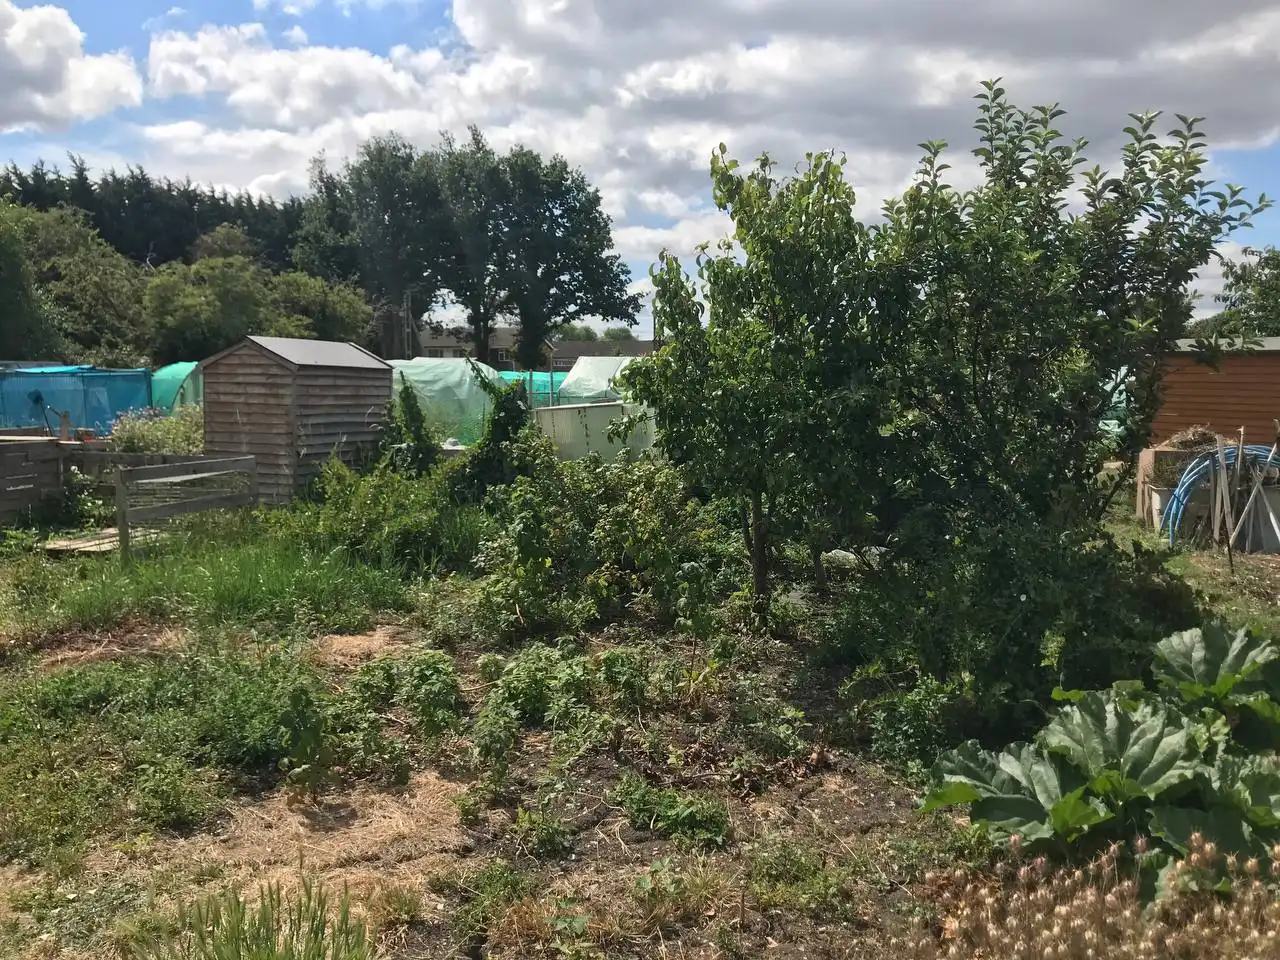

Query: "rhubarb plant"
left=923, top=623, right=1280, bottom=893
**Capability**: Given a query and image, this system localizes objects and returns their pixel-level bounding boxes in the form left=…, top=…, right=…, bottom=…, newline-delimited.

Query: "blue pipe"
left=1161, top=444, right=1277, bottom=545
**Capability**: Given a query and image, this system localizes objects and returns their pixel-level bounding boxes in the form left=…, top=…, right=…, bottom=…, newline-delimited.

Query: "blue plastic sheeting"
left=0, top=368, right=152, bottom=434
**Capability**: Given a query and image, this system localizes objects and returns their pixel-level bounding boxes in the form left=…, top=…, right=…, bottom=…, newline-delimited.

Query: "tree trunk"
left=750, top=489, right=769, bottom=620
left=810, top=540, right=828, bottom=596
left=471, top=311, right=492, bottom=365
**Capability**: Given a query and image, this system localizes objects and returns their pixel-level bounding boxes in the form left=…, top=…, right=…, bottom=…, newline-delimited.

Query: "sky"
left=5, top=0, right=1280, bottom=332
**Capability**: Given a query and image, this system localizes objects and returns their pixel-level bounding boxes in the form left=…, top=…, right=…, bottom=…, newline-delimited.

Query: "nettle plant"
left=923, top=623, right=1280, bottom=895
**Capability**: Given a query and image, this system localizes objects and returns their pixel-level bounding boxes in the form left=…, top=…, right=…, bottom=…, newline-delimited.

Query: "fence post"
left=115, top=466, right=131, bottom=564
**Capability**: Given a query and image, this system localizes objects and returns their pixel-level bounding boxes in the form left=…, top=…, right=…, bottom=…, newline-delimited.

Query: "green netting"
left=389, top=358, right=504, bottom=446
left=151, top=362, right=203, bottom=411
left=557, top=356, right=634, bottom=405
left=499, top=370, right=568, bottom=408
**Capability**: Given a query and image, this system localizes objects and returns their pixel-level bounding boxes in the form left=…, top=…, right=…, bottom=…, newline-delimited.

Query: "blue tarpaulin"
left=0, top=367, right=152, bottom=434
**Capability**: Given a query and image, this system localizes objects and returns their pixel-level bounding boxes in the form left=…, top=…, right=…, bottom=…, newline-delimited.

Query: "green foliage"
left=446, top=377, right=533, bottom=504
left=474, top=433, right=713, bottom=639
left=381, top=374, right=440, bottom=476
left=441, top=859, right=534, bottom=943
left=0, top=641, right=421, bottom=866
left=615, top=772, right=731, bottom=848
left=109, top=405, right=204, bottom=455
left=395, top=649, right=463, bottom=738
left=1188, top=245, right=1280, bottom=339
left=747, top=838, right=855, bottom=919
left=510, top=806, right=574, bottom=859
left=299, top=457, right=487, bottom=572
left=138, top=880, right=374, bottom=960
left=0, top=198, right=62, bottom=359
left=622, top=145, right=885, bottom=613
left=471, top=644, right=594, bottom=768
left=8, top=536, right=408, bottom=636
left=632, top=82, right=1263, bottom=708
left=923, top=624, right=1280, bottom=891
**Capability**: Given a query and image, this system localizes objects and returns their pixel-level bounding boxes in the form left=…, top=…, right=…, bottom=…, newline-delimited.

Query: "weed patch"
left=615, top=772, right=731, bottom=849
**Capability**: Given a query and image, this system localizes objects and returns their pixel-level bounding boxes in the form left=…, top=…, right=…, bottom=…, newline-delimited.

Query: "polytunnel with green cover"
left=388, top=357, right=504, bottom=445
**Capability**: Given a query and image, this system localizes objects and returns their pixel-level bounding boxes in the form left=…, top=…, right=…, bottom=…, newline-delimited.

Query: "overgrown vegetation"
left=3, top=83, right=1280, bottom=959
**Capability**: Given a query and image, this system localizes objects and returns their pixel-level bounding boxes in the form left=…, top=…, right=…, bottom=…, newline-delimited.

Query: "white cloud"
left=283, top=25, right=308, bottom=46
left=0, top=0, right=142, bottom=131
left=119, top=1, right=1280, bottom=288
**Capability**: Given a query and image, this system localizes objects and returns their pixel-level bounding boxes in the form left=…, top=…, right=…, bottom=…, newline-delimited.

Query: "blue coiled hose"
left=1161, top=444, right=1278, bottom=545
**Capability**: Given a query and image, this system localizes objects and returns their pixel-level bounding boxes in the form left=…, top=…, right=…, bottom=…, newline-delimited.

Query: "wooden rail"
left=115, top=456, right=258, bottom=561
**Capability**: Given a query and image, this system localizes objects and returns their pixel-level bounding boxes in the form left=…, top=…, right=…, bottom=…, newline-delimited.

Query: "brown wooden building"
left=201, top=337, right=391, bottom=503
left=1149, top=338, right=1280, bottom=446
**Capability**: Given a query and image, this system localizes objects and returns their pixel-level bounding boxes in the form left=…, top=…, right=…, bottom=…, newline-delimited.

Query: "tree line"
left=0, top=127, right=638, bottom=367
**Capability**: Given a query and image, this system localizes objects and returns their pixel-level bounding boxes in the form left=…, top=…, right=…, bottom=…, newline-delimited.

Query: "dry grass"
left=73, top=771, right=467, bottom=926
left=35, top=625, right=187, bottom=672
left=901, top=836, right=1280, bottom=960
left=310, top=625, right=414, bottom=669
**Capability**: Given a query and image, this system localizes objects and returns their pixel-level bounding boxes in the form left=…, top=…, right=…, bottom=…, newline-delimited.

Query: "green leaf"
left=1213, top=755, right=1280, bottom=828
left=1147, top=804, right=1263, bottom=860
left=1047, top=788, right=1113, bottom=839
left=923, top=741, right=1088, bottom=843
left=1041, top=691, right=1200, bottom=802
left=1153, top=624, right=1278, bottom=702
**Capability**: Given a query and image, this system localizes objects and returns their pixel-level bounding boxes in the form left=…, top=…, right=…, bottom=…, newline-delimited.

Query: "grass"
left=2, top=536, right=409, bottom=640
left=0, top=487, right=1277, bottom=958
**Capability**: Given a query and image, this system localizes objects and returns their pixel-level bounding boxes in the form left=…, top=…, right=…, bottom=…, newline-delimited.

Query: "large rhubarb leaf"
left=1154, top=624, right=1278, bottom=703
left=923, top=740, right=1106, bottom=842
left=1212, top=755, right=1280, bottom=829
left=1147, top=804, right=1265, bottom=861
left=1041, top=691, right=1201, bottom=803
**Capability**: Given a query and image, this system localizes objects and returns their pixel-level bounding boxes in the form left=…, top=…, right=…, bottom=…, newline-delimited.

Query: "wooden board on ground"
left=44, top=528, right=162, bottom=555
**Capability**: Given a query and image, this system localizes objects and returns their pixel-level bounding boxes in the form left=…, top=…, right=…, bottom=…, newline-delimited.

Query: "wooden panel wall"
left=202, top=347, right=296, bottom=503
left=0, top=440, right=63, bottom=523
left=1152, top=354, right=1280, bottom=446
left=294, top=368, right=391, bottom=488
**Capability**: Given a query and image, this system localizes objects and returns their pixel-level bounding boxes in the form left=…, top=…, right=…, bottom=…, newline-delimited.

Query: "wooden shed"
left=1150, top=337, right=1280, bottom=446
left=201, top=336, right=391, bottom=503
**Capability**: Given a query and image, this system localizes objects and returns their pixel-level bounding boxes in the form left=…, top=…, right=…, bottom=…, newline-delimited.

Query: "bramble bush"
left=474, top=430, right=726, bottom=640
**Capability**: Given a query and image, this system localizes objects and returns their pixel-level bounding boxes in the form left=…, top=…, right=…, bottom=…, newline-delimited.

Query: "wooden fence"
left=1, top=441, right=259, bottom=556
left=114, top=456, right=258, bottom=560
left=0, top=439, right=65, bottom=523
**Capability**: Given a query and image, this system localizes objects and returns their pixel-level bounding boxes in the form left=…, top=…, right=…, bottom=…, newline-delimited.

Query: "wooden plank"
left=121, top=457, right=254, bottom=484
left=129, top=490, right=257, bottom=523
left=44, top=528, right=162, bottom=555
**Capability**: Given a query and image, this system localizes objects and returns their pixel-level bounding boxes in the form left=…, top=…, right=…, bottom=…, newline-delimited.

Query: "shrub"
left=306, top=458, right=488, bottom=572
left=139, top=880, right=374, bottom=960
left=109, top=405, right=203, bottom=455
left=380, top=373, right=440, bottom=476
left=923, top=623, right=1280, bottom=890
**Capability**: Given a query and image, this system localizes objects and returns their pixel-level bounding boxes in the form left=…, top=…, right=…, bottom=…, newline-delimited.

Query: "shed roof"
left=203, top=336, right=390, bottom=370
left=248, top=336, right=389, bottom=369
left=1176, top=337, right=1280, bottom=353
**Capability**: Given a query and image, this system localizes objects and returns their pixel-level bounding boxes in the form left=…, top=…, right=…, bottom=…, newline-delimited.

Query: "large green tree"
left=0, top=200, right=59, bottom=360
left=628, top=84, right=1263, bottom=688
left=623, top=148, right=886, bottom=611
left=6, top=203, right=147, bottom=364
left=1188, top=246, right=1280, bottom=339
